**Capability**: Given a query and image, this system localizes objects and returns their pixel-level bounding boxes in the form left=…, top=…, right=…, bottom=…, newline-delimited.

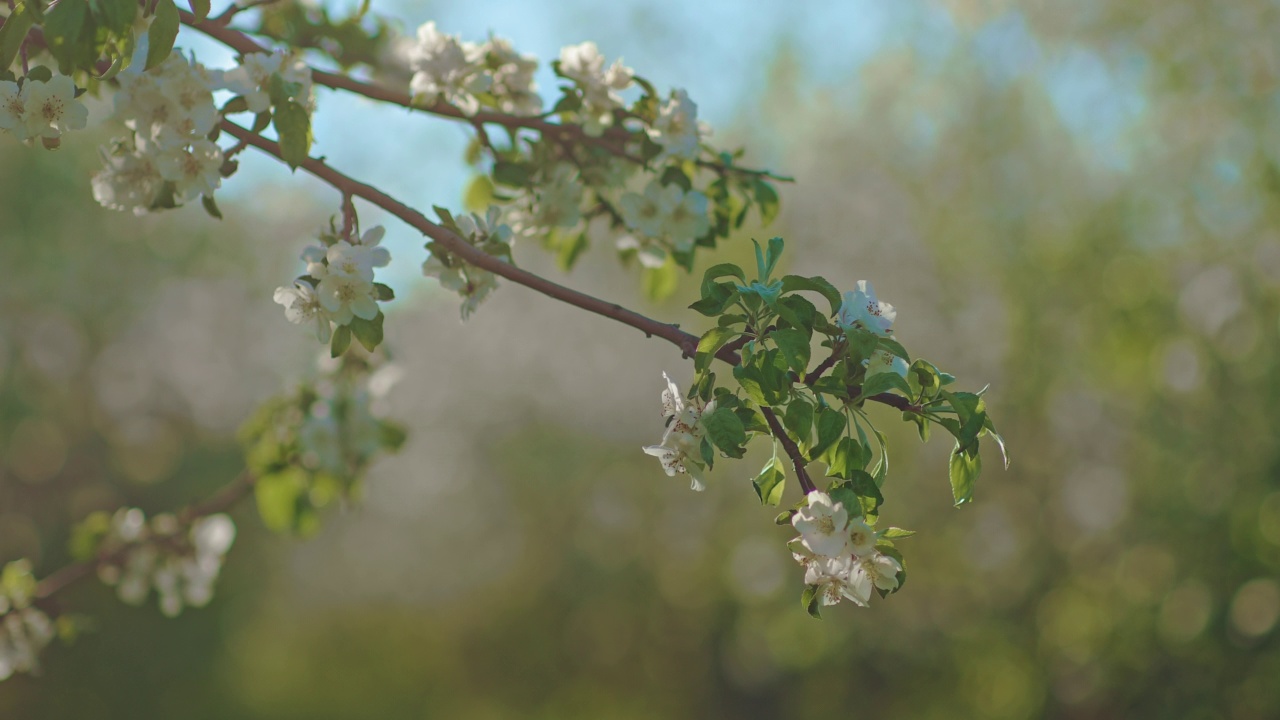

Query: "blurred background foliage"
left=4, top=0, right=1280, bottom=718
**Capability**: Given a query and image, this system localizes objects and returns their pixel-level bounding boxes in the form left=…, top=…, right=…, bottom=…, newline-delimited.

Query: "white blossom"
left=650, top=88, right=701, bottom=161
left=154, top=138, right=223, bottom=201
left=481, top=37, right=541, bottom=115
left=408, top=22, right=490, bottom=116
left=837, top=281, right=897, bottom=336
left=455, top=207, right=513, bottom=245
left=558, top=41, right=633, bottom=135
left=642, top=373, right=713, bottom=491
left=274, top=281, right=333, bottom=342
left=847, top=516, right=877, bottom=557
left=792, top=491, right=851, bottom=558
left=21, top=75, right=89, bottom=140
left=91, top=140, right=164, bottom=215
left=218, top=50, right=311, bottom=113
left=422, top=253, right=498, bottom=320
left=865, top=348, right=908, bottom=379
left=0, top=80, right=29, bottom=141
left=620, top=180, right=681, bottom=238
left=663, top=189, right=710, bottom=251
left=317, top=273, right=379, bottom=326
left=326, top=230, right=391, bottom=283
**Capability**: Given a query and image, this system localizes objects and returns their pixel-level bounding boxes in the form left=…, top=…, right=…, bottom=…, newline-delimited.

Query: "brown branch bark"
left=761, top=407, right=816, bottom=494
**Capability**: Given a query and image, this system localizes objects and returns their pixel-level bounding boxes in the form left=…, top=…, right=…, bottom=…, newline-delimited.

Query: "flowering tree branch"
left=178, top=10, right=792, bottom=182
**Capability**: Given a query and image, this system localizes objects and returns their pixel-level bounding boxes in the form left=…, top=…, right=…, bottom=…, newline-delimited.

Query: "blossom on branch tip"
left=408, top=22, right=490, bottom=116
left=620, top=181, right=681, bottom=238
left=480, top=37, right=541, bottom=115
left=0, top=75, right=88, bottom=145
left=557, top=41, right=634, bottom=135
left=218, top=50, right=312, bottom=114
left=274, top=281, right=333, bottom=342
left=317, top=274, right=379, bottom=326
left=155, top=139, right=224, bottom=202
left=866, top=348, right=908, bottom=379
left=837, top=281, right=896, bottom=336
left=792, top=491, right=851, bottom=557
left=642, top=373, right=713, bottom=491
left=650, top=89, right=701, bottom=161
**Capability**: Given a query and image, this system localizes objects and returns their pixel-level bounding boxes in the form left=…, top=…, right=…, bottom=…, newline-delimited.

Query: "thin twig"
left=761, top=406, right=816, bottom=494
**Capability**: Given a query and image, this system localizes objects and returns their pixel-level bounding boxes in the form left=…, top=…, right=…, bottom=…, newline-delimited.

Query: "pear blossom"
left=792, top=491, right=851, bottom=557
left=274, top=281, right=333, bottom=342
left=857, top=552, right=903, bottom=593
left=326, top=227, right=391, bottom=283
left=91, top=141, right=164, bottom=215
left=481, top=37, right=541, bottom=115
left=422, top=253, right=499, bottom=320
left=0, top=81, right=29, bottom=141
left=154, top=139, right=223, bottom=201
left=663, top=188, right=710, bottom=250
left=408, top=22, right=490, bottom=116
left=650, top=89, right=701, bottom=161
left=642, top=373, right=714, bottom=490
left=837, top=281, right=897, bottom=336
left=558, top=41, right=634, bottom=134
left=847, top=516, right=877, bottom=557
left=21, top=75, right=88, bottom=140
left=218, top=50, right=311, bottom=113
left=620, top=180, right=681, bottom=238
left=317, top=273, right=379, bottom=325
left=866, top=348, right=908, bottom=379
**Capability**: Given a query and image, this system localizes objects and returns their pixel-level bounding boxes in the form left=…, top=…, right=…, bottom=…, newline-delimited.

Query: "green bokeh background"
left=3, top=0, right=1280, bottom=717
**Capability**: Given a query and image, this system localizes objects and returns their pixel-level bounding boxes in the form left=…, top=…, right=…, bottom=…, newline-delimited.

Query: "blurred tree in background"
left=3, top=0, right=1280, bottom=718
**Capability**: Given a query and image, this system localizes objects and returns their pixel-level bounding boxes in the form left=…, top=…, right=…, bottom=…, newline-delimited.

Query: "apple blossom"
left=837, top=280, right=897, bottom=336
left=792, top=491, right=852, bottom=557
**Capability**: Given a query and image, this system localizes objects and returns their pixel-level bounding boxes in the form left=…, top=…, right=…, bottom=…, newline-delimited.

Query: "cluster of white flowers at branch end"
left=215, top=49, right=313, bottom=113
left=408, top=23, right=540, bottom=116
left=0, top=561, right=57, bottom=681
left=618, top=180, right=710, bottom=261
left=423, top=207, right=512, bottom=319
left=790, top=492, right=902, bottom=607
left=93, top=53, right=223, bottom=214
left=0, top=74, right=89, bottom=149
left=558, top=41, right=634, bottom=135
left=95, top=509, right=237, bottom=618
left=838, top=280, right=908, bottom=379
left=643, top=373, right=715, bottom=491
left=275, top=225, right=392, bottom=342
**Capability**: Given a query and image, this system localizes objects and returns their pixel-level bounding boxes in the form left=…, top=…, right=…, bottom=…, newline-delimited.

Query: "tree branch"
left=177, top=10, right=793, bottom=182
left=761, top=406, right=816, bottom=494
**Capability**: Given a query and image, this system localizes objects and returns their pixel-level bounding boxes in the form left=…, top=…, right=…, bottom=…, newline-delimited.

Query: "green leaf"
left=659, top=165, right=692, bottom=191
left=330, top=324, right=352, bottom=357
left=783, top=398, right=814, bottom=448
left=557, top=231, right=588, bottom=270
left=273, top=100, right=312, bottom=171
left=642, top=261, right=678, bottom=302
left=0, top=3, right=36, bottom=73
left=43, top=0, right=88, bottom=73
left=694, top=326, right=741, bottom=373
left=67, top=511, right=112, bottom=561
left=701, top=262, right=746, bottom=291
left=492, top=161, right=533, bottom=188
left=770, top=327, right=811, bottom=374
left=373, top=283, right=395, bottom=301
left=826, top=437, right=868, bottom=480
left=190, top=0, right=211, bottom=22
left=753, top=456, right=787, bottom=507
left=463, top=175, right=495, bottom=213
left=881, top=527, right=916, bottom=539
left=24, top=65, right=52, bottom=83
left=92, top=0, right=137, bottom=34
left=201, top=194, right=222, bottom=219
left=702, top=406, right=746, bottom=458
left=859, top=371, right=912, bottom=400
left=780, top=275, right=842, bottom=316
left=145, top=0, right=179, bottom=71
left=349, top=312, right=384, bottom=352
left=809, top=407, right=846, bottom=461
left=254, top=469, right=306, bottom=533
left=688, top=281, right=736, bottom=316
left=754, top=180, right=780, bottom=225
left=949, top=442, right=981, bottom=506
left=801, top=584, right=823, bottom=619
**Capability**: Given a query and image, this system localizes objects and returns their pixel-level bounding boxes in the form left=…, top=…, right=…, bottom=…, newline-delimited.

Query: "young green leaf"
left=780, top=274, right=842, bottom=315
left=702, top=406, right=747, bottom=458
left=273, top=100, right=313, bottom=171
left=770, top=327, right=811, bottom=374
left=0, top=3, right=36, bottom=73
left=949, top=442, right=981, bottom=506
left=330, top=324, right=352, bottom=357
left=145, top=0, right=179, bottom=70
left=753, top=456, right=787, bottom=506
left=349, top=312, right=384, bottom=352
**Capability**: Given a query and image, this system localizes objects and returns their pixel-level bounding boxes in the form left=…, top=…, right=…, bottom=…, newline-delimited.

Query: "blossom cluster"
left=642, top=373, right=715, bottom=491
left=408, top=22, right=539, bottom=116
left=92, top=53, right=224, bottom=214
left=838, top=280, right=908, bottom=379
left=0, top=561, right=56, bottom=681
left=275, top=225, right=392, bottom=343
left=95, top=508, right=237, bottom=618
left=423, top=208, right=512, bottom=320
left=790, top=492, right=902, bottom=607
left=0, top=73, right=89, bottom=148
